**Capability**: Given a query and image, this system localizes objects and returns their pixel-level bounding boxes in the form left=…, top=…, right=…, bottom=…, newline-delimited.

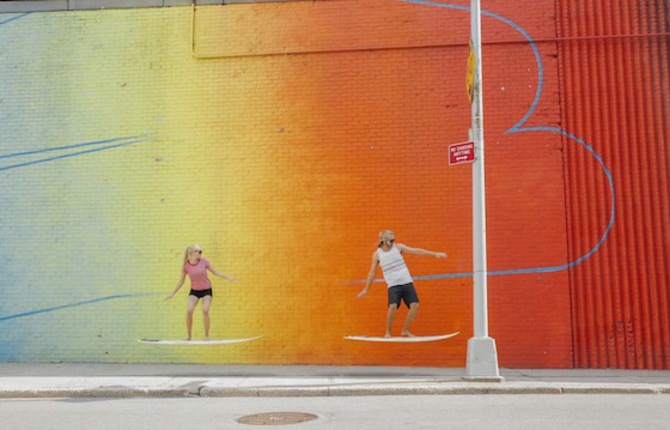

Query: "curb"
left=2, top=383, right=670, bottom=398
left=558, top=384, right=664, bottom=395
left=0, top=388, right=191, bottom=399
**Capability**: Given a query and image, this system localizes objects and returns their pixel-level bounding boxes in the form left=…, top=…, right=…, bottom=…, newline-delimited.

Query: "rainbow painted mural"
left=0, top=0, right=607, bottom=367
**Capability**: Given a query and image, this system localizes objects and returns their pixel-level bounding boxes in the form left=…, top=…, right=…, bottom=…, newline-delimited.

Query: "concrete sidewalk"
left=1, top=364, right=670, bottom=398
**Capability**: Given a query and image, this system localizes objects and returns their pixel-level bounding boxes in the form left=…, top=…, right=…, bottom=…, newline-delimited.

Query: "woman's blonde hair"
left=183, top=244, right=200, bottom=265
left=378, top=230, right=394, bottom=247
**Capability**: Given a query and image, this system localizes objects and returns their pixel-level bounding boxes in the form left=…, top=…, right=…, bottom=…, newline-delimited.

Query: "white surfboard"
left=139, top=335, right=263, bottom=345
left=344, top=332, right=460, bottom=343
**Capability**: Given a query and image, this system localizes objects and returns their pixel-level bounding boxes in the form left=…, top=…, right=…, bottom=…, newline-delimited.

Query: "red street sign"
left=449, top=141, right=476, bottom=165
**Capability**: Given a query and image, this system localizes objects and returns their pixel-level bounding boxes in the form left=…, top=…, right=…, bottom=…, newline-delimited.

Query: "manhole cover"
left=237, top=412, right=319, bottom=426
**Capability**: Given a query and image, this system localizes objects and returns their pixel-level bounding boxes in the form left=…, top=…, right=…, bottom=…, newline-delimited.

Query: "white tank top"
left=377, top=245, right=413, bottom=288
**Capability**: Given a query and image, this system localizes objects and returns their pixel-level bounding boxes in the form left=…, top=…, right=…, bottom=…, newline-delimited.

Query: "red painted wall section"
left=557, top=0, right=670, bottom=369
left=481, top=2, right=572, bottom=368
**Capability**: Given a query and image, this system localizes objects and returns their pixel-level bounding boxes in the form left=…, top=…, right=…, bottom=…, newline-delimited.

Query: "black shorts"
left=387, top=283, right=419, bottom=308
left=189, top=288, right=213, bottom=299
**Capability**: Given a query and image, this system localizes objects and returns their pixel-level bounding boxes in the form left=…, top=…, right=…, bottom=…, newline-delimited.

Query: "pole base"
left=464, top=336, right=503, bottom=381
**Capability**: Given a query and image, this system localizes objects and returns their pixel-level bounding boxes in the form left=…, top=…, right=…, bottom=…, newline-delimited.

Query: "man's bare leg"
left=401, top=302, right=419, bottom=337
left=385, top=304, right=398, bottom=337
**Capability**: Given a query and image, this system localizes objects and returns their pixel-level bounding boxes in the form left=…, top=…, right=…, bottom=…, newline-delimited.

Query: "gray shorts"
left=387, top=283, right=419, bottom=308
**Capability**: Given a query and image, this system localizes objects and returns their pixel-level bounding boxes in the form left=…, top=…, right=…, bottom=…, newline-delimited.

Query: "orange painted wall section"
left=189, top=0, right=573, bottom=367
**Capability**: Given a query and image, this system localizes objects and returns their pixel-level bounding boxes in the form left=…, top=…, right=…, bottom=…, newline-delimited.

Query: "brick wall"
left=0, top=0, right=622, bottom=367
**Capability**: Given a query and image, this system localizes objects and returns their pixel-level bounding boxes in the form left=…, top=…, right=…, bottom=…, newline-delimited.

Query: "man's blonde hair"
left=378, top=230, right=395, bottom=247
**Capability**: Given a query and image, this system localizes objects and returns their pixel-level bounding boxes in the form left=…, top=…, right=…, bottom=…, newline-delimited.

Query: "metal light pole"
left=464, top=0, right=503, bottom=381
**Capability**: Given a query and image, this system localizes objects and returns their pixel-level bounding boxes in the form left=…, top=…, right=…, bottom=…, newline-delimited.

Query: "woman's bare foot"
left=384, top=332, right=392, bottom=338
left=401, top=331, right=415, bottom=338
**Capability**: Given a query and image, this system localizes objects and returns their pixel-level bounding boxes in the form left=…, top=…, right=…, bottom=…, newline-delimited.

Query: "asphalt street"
left=2, top=394, right=670, bottom=430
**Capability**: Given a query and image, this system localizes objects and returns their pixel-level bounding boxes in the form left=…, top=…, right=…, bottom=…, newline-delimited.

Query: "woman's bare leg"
left=202, top=295, right=212, bottom=340
left=186, top=295, right=199, bottom=340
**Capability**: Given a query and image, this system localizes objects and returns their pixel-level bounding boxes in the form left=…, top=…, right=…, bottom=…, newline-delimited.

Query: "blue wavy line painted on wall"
left=0, top=294, right=160, bottom=323
left=0, top=135, right=151, bottom=172
left=0, top=135, right=147, bottom=160
left=390, top=0, right=616, bottom=281
left=0, top=13, right=30, bottom=27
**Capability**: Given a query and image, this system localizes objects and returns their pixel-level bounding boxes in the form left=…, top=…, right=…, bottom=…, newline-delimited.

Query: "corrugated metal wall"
left=557, top=0, right=670, bottom=368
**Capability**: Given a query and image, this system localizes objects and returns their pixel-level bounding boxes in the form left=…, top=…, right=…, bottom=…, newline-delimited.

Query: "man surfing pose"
left=357, top=230, right=447, bottom=338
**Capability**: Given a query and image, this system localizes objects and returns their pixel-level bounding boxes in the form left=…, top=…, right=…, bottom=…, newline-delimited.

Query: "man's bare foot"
left=384, top=333, right=392, bottom=338
left=401, top=331, right=415, bottom=338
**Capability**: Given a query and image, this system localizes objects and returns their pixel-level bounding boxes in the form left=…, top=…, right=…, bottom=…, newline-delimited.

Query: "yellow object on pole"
left=466, top=42, right=476, bottom=103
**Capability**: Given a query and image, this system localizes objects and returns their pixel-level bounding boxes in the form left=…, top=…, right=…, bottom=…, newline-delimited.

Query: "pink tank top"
left=183, top=258, right=212, bottom=291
